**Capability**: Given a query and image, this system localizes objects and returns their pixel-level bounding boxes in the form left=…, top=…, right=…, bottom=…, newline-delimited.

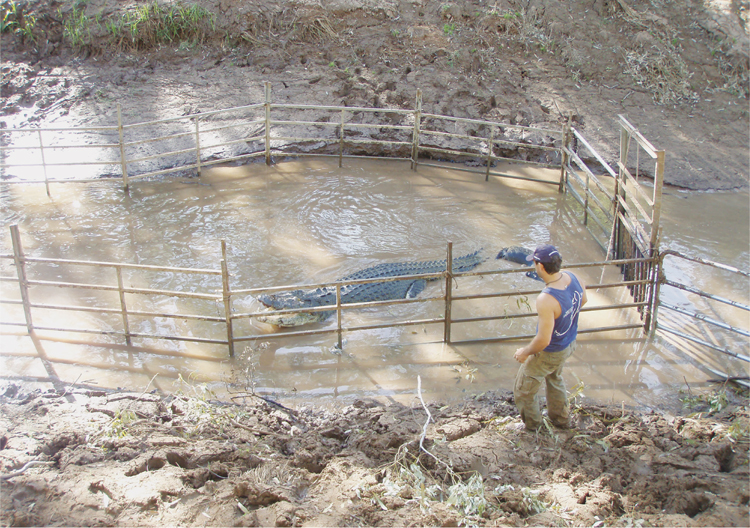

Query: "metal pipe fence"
left=652, top=250, right=750, bottom=388
left=1, top=225, right=652, bottom=358
left=0, top=83, right=564, bottom=191
left=2, top=87, right=746, bottom=381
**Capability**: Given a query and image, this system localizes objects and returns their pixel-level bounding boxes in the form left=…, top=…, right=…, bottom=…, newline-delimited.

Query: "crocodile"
left=257, top=250, right=486, bottom=327
left=496, top=246, right=543, bottom=282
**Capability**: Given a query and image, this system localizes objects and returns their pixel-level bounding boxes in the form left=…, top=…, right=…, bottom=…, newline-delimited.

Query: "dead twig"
left=0, top=460, right=54, bottom=480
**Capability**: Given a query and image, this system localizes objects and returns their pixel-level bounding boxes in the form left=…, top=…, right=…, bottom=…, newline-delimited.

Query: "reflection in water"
left=1, top=160, right=748, bottom=412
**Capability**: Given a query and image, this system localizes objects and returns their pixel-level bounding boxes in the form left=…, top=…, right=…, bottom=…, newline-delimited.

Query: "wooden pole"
left=10, top=225, right=33, bottom=334
left=221, top=240, right=235, bottom=357
left=37, top=130, right=50, bottom=197
left=443, top=241, right=453, bottom=344
left=264, top=81, right=272, bottom=166
left=411, top=89, right=422, bottom=171
left=115, top=265, right=132, bottom=346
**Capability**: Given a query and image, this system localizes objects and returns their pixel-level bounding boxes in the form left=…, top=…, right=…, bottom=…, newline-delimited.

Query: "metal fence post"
left=37, top=130, right=50, bottom=197
left=485, top=127, right=494, bottom=181
left=117, top=104, right=130, bottom=191
left=648, top=251, right=665, bottom=337
left=264, top=81, right=272, bottom=166
left=411, top=89, right=422, bottom=171
left=336, top=284, right=343, bottom=349
left=10, top=225, right=33, bottom=334
left=221, top=240, right=235, bottom=357
left=194, top=117, right=202, bottom=176
left=115, top=265, right=132, bottom=346
left=583, top=170, right=590, bottom=226
left=651, top=150, right=665, bottom=252
left=443, top=241, right=453, bottom=344
left=558, top=112, right=571, bottom=193
left=339, top=109, right=345, bottom=168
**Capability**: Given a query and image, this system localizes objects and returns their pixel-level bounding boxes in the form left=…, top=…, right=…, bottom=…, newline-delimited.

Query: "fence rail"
left=2, top=225, right=653, bottom=358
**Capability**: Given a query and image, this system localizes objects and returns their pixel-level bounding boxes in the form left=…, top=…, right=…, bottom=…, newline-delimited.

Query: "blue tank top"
left=542, top=272, right=584, bottom=352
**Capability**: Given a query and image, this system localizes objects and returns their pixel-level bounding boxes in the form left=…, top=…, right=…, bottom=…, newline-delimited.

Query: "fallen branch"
left=416, top=376, right=452, bottom=471
left=229, top=418, right=274, bottom=436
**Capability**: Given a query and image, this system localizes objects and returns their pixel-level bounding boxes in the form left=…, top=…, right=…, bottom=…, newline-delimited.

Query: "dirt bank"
left=1, top=0, right=748, bottom=189
left=1, top=382, right=748, bottom=527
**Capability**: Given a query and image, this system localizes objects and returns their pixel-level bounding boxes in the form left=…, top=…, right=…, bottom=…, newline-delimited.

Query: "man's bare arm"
left=513, top=294, right=556, bottom=363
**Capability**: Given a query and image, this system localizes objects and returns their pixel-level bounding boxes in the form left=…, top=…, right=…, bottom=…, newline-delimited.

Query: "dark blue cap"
left=525, top=244, right=562, bottom=264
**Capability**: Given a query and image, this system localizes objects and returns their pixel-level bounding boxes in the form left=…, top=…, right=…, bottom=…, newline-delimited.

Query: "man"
left=513, top=244, right=587, bottom=431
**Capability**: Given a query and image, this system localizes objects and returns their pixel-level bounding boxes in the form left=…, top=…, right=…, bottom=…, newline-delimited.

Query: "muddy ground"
left=1, top=0, right=748, bottom=189
left=0, top=382, right=749, bottom=527
left=1, top=0, right=750, bottom=526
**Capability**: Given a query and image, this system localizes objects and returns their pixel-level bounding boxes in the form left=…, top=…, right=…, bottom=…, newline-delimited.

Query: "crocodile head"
left=257, top=310, right=331, bottom=327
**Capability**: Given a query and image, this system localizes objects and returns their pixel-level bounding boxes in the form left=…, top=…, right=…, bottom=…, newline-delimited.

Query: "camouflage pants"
left=513, top=342, right=576, bottom=430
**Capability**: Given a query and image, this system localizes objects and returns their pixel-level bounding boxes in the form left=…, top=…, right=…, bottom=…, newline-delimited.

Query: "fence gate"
left=562, top=115, right=664, bottom=331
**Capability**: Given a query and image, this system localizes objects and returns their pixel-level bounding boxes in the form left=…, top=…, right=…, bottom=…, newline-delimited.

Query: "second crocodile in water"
left=256, top=250, right=486, bottom=327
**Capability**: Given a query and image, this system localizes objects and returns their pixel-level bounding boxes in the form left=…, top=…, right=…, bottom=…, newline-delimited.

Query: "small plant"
left=521, top=487, right=549, bottom=514
left=567, top=380, right=586, bottom=407
left=61, top=5, right=91, bottom=49
left=516, top=295, right=532, bottom=312
left=443, top=22, right=456, bottom=36
left=446, top=472, right=488, bottom=517
left=1, top=0, right=36, bottom=40
left=680, top=387, right=730, bottom=415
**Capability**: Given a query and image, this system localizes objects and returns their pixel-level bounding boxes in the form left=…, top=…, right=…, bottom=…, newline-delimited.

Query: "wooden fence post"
left=411, top=89, right=422, bottom=171
left=264, top=81, right=272, bottom=166
left=443, top=241, right=453, bottom=344
left=10, top=225, right=33, bottom=334
left=115, top=265, right=132, bottom=346
left=117, top=104, right=130, bottom=191
left=221, top=240, right=235, bottom=357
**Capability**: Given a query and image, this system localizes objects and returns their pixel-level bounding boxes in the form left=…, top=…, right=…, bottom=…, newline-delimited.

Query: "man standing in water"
left=513, top=244, right=587, bottom=430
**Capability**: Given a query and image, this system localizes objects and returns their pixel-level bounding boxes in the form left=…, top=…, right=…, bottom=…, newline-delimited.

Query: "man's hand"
left=514, top=347, right=533, bottom=363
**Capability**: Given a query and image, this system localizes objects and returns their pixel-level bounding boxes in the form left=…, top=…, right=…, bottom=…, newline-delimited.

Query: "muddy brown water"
left=1, top=159, right=748, bottom=412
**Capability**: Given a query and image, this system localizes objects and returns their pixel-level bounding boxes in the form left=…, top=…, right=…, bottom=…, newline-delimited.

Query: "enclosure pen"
left=1, top=84, right=747, bottom=381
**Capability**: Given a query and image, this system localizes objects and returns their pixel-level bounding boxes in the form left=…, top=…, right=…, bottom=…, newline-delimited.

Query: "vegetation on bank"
left=2, top=0, right=747, bottom=101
